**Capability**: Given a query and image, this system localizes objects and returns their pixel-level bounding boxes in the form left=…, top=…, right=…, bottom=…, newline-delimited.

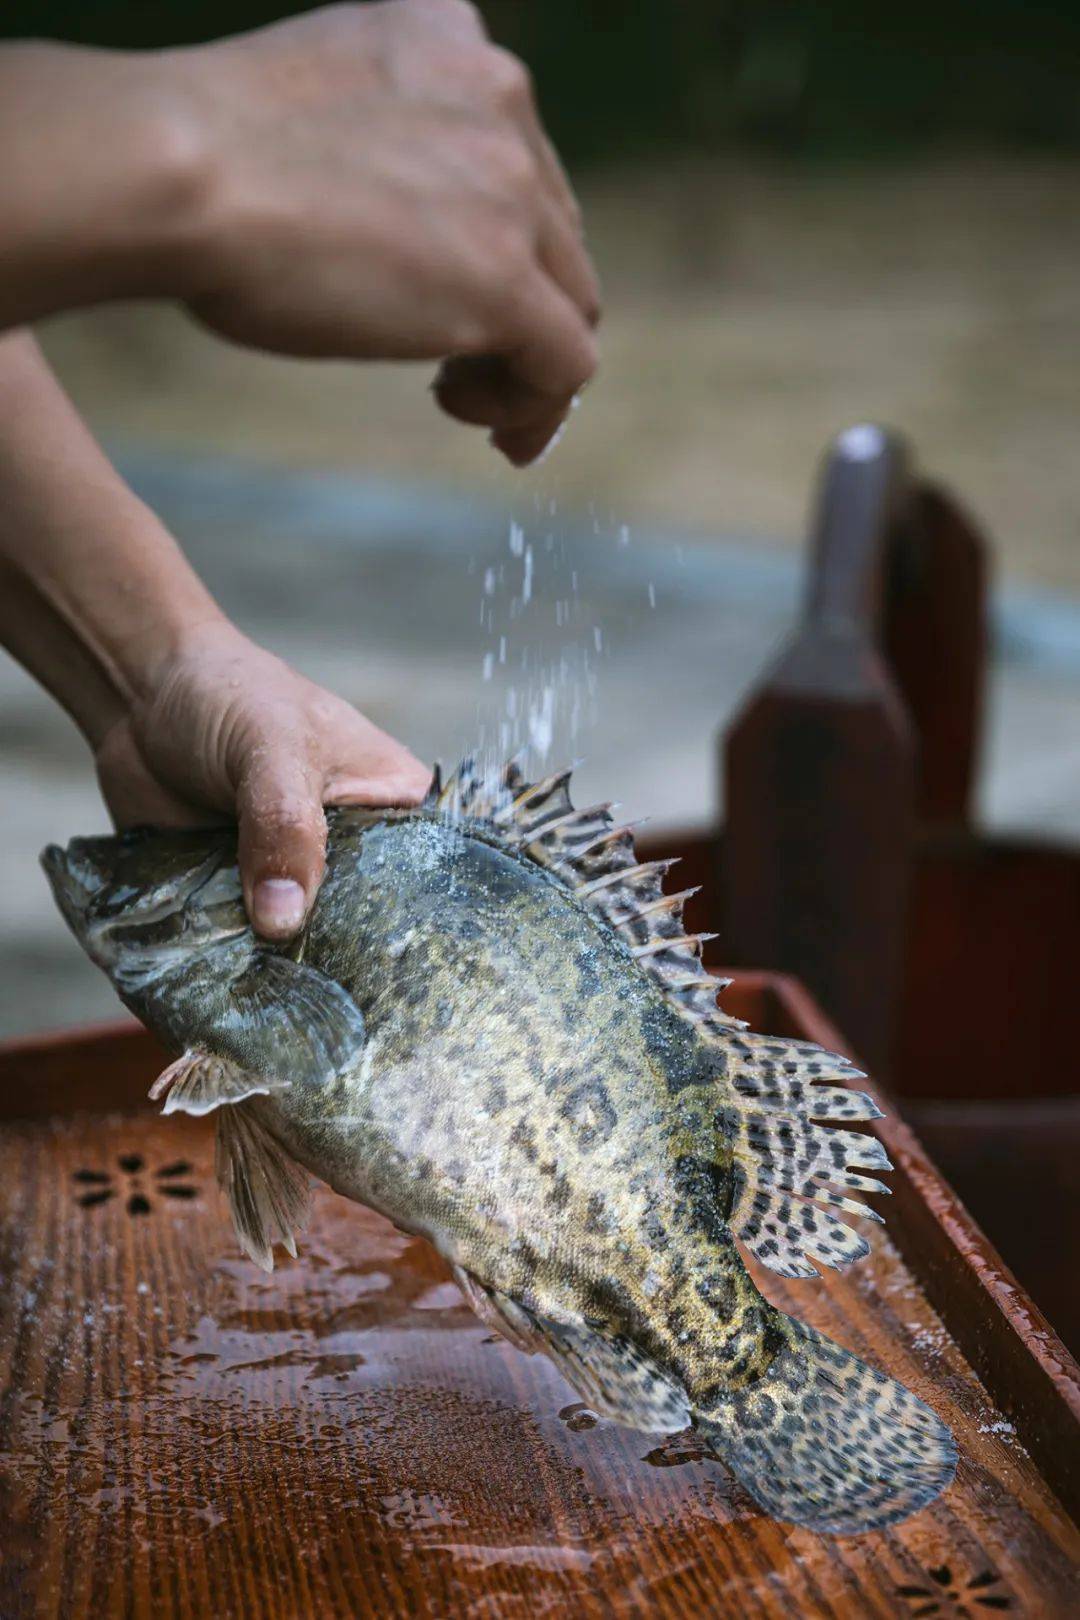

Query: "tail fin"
left=696, top=1320, right=956, bottom=1534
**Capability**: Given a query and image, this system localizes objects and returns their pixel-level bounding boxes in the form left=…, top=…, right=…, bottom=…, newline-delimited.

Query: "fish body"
left=43, top=759, right=956, bottom=1533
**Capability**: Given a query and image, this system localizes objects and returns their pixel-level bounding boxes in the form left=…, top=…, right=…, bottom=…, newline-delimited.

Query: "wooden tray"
left=1, top=974, right=1077, bottom=1619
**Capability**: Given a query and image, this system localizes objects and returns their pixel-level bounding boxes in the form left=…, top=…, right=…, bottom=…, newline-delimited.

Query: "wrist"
left=0, top=42, right=215, bottom=321
left=125, top=612, right=249, bottom=708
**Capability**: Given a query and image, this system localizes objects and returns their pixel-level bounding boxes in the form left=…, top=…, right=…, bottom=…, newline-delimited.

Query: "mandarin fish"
left=43, top=757, right=956, bottom=1532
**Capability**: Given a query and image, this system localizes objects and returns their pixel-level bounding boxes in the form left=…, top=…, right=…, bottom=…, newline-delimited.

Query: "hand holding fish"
left=95, top=622, right=430, bottom=940
left=0, top=330, right=428, bottom=939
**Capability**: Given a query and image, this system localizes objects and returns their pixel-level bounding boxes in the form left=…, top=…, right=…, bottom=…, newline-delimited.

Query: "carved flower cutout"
left=74, top=1155, right=197, bottom=1216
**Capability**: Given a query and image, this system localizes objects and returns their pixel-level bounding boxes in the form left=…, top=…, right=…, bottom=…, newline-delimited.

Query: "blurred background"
left=2, top=1, right=1080, bottom=1037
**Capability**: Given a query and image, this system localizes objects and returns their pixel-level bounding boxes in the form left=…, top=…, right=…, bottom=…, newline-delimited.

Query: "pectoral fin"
left=148, top=951, right=367, bottom=1110
left=206, top=953, right=368, bottom=1088
left=145, top=951, right=363, bottom=1272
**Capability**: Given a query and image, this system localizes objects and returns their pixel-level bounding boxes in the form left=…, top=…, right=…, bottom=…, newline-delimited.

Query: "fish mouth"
left=41, top=834, right=232, bottom=958
left=41, top=840, right=109, bottom=931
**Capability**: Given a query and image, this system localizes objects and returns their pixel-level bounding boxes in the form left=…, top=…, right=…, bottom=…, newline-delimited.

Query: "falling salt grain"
left=648, top=583, right=656, bottom=608
left=482, top=652, right=494, bottom=681
left=593, top=626, right=603, bottom=652
left=618, top=524, right=630, bottom=548
left=483, top=567, right=496, bottom=596
left=509, top=521, right=524, bottom=558
left=522, top=546, right=534, bottom=605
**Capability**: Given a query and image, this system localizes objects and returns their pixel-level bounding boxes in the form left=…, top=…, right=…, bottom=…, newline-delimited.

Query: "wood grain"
left=1, top=987, right=1078, bottom=1619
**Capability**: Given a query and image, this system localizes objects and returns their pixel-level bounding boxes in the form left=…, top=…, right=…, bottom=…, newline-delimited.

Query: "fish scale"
left=42, top=755, right=957, bottom=1535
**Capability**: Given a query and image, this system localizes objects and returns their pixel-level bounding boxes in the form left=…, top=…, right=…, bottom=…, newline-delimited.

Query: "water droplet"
left=558, top=1403, right=598, bottom=1432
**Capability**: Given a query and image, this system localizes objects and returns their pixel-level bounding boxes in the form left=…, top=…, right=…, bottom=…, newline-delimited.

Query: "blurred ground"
left=3, top=157, right=1079, bottom=1037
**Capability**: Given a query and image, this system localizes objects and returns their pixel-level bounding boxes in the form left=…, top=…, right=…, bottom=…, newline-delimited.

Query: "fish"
left=42, top=756, right=956, bottom=1534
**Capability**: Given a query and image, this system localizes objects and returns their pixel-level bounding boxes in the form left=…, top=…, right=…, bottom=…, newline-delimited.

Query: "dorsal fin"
left=433, top=757, right=891, bottom=1281
left=717, top=1029, right=890, bottom=1278
left=433, top=756, right=743, bottom=1030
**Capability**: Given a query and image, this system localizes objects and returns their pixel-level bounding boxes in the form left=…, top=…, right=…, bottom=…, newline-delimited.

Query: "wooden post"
left=723, top=425, right=916, bottom=1075
left=883, top=483, right=988, bottom=827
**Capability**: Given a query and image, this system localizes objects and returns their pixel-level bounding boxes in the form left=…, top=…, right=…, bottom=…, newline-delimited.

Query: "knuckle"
left=446, top=316, right=492, bottom=357
left=472, top=128, right=537, bottom=198
left=247, top=792, right=324, bottom=843
left=502, top=140, right=539, bottom=196
left=439, top=0, right=485, bottom=33
left=483, top=46, right=533, bottom=107
left=475, top=217, right=534, bottom=289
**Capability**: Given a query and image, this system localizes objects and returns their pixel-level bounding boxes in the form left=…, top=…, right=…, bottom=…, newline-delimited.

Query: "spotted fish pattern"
left=42, top=758, right=957, bottom=1534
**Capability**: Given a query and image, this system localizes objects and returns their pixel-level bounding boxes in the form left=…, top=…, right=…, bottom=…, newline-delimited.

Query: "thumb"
left=236, top=753, right=326, bottom=940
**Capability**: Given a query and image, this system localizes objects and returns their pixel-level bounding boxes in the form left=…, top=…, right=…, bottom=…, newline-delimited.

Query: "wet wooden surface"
left=1, top=982, right=1078, bottom=1619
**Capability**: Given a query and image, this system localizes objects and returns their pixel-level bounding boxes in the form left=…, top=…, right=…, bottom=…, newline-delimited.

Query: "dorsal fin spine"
left=580, top=859, right=676, bottom=897
left=616, top=887, right=701, bottom=924
left=631, top=932, right=717, bottom=959
left=572, top=820, right=648, bottom=859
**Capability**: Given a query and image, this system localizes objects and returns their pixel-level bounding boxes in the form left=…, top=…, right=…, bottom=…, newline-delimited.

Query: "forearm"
left=0, top=329, right=226, bottom=746
left=0, top=42, right=204, bottom=328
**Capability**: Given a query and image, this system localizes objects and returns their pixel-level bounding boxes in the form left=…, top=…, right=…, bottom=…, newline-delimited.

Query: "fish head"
left=41, top=827, right=245, bottom=976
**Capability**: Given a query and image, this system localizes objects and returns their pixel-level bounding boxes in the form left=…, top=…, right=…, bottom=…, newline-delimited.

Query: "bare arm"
left=0, top=2, right=599, bottom=463
left=0, top=2, right=598, bottom=938
left=0, top=330, right=430, bottom=937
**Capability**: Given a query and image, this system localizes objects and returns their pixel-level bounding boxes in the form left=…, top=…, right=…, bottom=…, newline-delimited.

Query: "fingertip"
left=250, top=876, right=308, bottom=940
left=492, top=414, right=570, bottom=466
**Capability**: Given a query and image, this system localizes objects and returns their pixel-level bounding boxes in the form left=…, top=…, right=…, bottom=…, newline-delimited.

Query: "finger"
left=498, top=270, right=599, bottom=403
left=492, top=410, right=572, bottom=468
left=433, top=350, right=584, bottom=463
left=537, top=194, right=601, bottom=329
left=513, top=85, right=585, bottom=235
left=433, top=355, right=535, bottom=430
left=434, top=270, right=595, bottom=447
left=323, top=759, right=432, bottom=807
left=236, top=752, right=326, bottom=940
left=321, top=709, right=431, bottom=807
